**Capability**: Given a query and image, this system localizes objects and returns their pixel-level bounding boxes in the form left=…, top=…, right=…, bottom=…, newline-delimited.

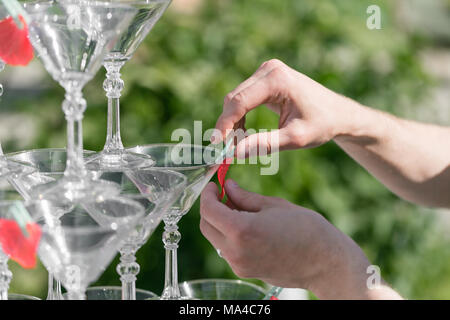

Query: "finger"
left=225, top=198, right=238, bottom=210
left=225, top=60, right=279, bottom=101
left=200, top=182, right=244, bottom=233
left=215, top=72, right=282, bottom=140
left=199, top=217, right=227, bottom=250
left=234, top=128, right=295, bottom=159
left=224, top=179, right=268, bottom=212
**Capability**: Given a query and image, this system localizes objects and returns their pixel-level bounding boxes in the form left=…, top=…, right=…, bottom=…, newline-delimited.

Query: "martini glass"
left=179, top=279, right=268, bottom=300
left=94, top=168, right=186, bottom=300
left=86, top=0, right=171, bottom=170
left=21, top=0, right=137, bottom=202
left=6, top=148, right=97, bottom=300
left=128, top=143, right=222, bottom=300
left=26, top=195, right=146, bottom=300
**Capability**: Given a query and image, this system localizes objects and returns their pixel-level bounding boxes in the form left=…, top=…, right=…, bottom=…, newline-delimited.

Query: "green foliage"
left=4, top=0, right=449, bottom=299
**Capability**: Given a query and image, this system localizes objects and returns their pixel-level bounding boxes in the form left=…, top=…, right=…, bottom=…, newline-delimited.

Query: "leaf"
left=0, top=219, right=41, bottom=269
left=0, top=15, right=33, bottom=66
left=217, top=158, right=232, bottom=200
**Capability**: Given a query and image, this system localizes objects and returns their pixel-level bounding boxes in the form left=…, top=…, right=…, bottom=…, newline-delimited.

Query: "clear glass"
left=128, top=143, right=221, bottom=300
left=64, top=286, right=158, bottom=300
left=86, top=0, right=171, bottom=170
left=6, top=148, right=97, bottom=300
left=26, top=196, right=145, bottom=300
left=179, top=279, right=268, bottom=300
left=94, top=168, right=186, bottom=300
left=21, top=0, right=137, bottom=202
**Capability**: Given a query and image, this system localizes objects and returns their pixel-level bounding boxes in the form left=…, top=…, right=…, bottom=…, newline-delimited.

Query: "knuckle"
left=270, top=65, right=288, bottom=81
left=289, top=129, right=307, bottom=148
left=223, top=92, right=234, bottom=106
left=230, top=91, right=247, bottom=108
left=263, top=58, right=284, bottom=69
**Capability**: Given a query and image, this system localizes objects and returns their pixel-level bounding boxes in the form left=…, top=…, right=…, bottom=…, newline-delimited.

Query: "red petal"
left=0, top=15, right=34, bottom=66
left=0, top=219, right=41, bottom=269
left=217, top=158, right=232, bottom=200
left=270, top=296, right=279, bottom=300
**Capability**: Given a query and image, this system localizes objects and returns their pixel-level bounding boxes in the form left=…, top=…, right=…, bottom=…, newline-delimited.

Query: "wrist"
left=306, top=232, right=374, bottom=299
left=331, top=96, right=374, bottom=143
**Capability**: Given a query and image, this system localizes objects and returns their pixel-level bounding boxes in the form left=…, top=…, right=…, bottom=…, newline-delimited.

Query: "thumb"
left=224, top=179, right=268, bottom=212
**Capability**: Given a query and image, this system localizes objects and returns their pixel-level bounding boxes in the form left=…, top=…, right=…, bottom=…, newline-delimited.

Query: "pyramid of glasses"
left=0, top=0, right=263, bottom=301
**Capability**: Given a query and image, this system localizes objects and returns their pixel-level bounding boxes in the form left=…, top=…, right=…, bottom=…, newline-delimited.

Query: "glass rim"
left=31, top=196, right=146, bottom=234
left=0, top=157, right=37, bottom=177
left=179, top=278, right=268, bottom=294
left=85, top=286, right=158, bottom=296
left=6, top=147, right=96, bottom=157
left=7, top=293, right=41, bottom=300
left=6, top=148, right=96, bottom=175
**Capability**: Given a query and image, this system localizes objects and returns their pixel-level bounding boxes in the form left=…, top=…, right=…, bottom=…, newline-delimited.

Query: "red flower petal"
left=0, top=219, right=41, bottom=269
left=217, top=158, right=232, bottom=200
left=0, top=15, right=34, bottom=66
left=270, top=296, right=279, bottom=300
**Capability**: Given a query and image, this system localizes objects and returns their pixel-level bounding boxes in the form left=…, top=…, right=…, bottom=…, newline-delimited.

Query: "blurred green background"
left=1, top=0, right=450, bottom=299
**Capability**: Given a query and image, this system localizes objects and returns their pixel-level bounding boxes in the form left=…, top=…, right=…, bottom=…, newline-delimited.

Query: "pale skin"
left=200, top=59, right=450, bottom=300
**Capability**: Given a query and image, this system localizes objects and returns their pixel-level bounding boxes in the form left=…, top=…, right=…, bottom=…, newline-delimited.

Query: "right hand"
left=214, top=59, right=357, bottom=158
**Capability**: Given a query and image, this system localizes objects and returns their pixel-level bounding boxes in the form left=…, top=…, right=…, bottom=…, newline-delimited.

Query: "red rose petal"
left=217, top=158, right=232, bottom=200
left=0, top=15, right=34, bottom=66
left=0, top=219, right=41, bottom=269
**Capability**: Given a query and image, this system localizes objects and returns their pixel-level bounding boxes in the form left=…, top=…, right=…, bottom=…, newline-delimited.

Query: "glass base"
left=30, top=174, right=120, bottom=203
left=86, top=150, right=155, bottom=171
left=160, top=287, right=190, bottom=301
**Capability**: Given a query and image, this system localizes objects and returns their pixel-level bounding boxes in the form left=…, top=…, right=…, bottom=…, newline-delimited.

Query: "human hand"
left=199, top=179, right=402, bottom=299
left=214, top=59, right=357, bottom=158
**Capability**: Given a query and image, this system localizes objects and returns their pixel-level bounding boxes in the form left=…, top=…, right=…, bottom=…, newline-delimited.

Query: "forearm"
left=333, top=97, right=450, bottom=208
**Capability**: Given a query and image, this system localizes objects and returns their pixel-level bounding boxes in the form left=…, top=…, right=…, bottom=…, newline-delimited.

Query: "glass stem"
left=62, top=88, right=87, bottom=178
left=0, top=252, right=12, bottom=300
left=46, top=273, right=54, bottom=300
left=103, top=61, right=125, bottom=154
left=117, top=244, right=139, bottom=300
left=46, top=274, right=63, bottom=300
left=161, top=221, right=182, bottom=299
